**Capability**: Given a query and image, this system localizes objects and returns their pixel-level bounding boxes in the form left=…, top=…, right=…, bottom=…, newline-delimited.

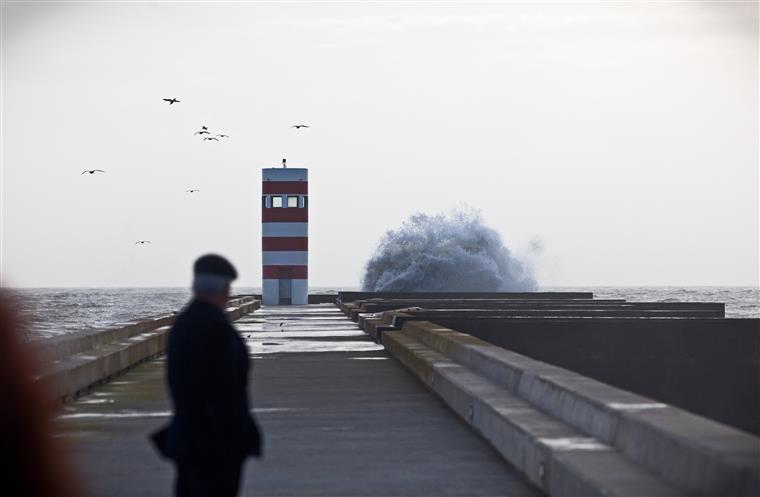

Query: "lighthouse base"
left=263, top=278, right=308, bottom=305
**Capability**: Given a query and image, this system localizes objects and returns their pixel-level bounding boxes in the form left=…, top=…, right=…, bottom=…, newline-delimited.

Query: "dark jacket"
left=151, top=299, right=261, bottom=462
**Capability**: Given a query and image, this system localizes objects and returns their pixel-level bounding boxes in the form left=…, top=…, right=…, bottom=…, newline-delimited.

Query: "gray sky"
left=1, top=1, right=758, bottom=288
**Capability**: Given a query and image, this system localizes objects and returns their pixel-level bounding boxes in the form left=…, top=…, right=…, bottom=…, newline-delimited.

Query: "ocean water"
left=4, top=286, right=758, bottom=340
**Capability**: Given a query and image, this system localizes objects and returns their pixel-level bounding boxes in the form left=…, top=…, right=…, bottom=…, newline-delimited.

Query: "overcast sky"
left=1, top=1, right=757, bottom=288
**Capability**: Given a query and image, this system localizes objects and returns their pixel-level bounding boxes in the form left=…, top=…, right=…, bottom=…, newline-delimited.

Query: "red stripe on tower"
left=262, top=182, right=308, bottom=194
left=262, top=237, right=308, bottom=251
left=263, top=265, right=308, bottom=279
left=262, top=209, right=309, bottom=223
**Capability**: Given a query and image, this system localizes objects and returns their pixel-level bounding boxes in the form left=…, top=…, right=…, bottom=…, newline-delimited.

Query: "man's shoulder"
left=172, top=301, right=230, bottom=334
left=176, top=300, right=224, bottom=320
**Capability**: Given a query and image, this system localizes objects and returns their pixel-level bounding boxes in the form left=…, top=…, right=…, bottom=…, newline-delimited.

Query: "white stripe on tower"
left=262, top=222, right=308, bottom=237
left=262, top=251, right=308, bottom=265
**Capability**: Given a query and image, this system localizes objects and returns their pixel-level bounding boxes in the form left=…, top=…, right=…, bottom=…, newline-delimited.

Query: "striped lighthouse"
left=261, top=167, right=308, bottom=305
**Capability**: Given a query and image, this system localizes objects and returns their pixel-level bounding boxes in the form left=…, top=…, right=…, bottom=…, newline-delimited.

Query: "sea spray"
left=361, top=209, right=537, bottom=292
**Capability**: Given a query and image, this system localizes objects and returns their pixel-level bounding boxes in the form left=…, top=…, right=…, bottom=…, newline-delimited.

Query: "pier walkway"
left=56, top=304, right=540, bottom=497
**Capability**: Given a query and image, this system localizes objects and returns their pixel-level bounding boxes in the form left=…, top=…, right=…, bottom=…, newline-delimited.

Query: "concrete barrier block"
left=384, top=330, right=681, bottom=496
left=400, top=321, right=760, bottom=496
left=39, top=299, right=259, bottom=402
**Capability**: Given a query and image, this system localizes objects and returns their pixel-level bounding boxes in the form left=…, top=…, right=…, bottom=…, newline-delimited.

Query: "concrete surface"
left=337, top=292, right=594, bottom=305
left=428, top=316, right=760, bottom=435
left=358, top=308, right=726, bottom=339
left=347, top=301, right=724, bottom=322
left=395, top=321, right=760, bottom=496
left=40, top=298, right=259, bottom=402
left=384, top=330, right=683, bottom=497
left=55, top=304, right=541, bottom=497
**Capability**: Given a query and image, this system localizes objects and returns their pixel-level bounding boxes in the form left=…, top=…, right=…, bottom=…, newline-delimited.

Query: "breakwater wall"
left=347, top=301, right=754, bottom=434
left=338, top=291, right=592, bottom=307
left=339, top=292, right=760, bottom=496
left=35, top=296, right=260, bottom=402
left=427, top=316, right=759, bottom=435
left=385, top=321, right=759, bottom=496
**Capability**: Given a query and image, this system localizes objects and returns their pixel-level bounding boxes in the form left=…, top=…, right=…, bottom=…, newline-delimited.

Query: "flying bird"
left=203, top=137, right=219, bottom=141
left=81, top=169, right=105, bottom=175
left=216, top=134, right=229, bottom=138
left=291, top=124, right=309, bottom=129
left=163, top=98, right=180, bottom=105
left=135, top=240, right=151, bottom=244
left=187, top=189, right=200, bottom=193
left=194, top=131, right=210, bottom=135
left=282, top=158, right=287, bottom=168
left=201, top=126, right=208, bottom=130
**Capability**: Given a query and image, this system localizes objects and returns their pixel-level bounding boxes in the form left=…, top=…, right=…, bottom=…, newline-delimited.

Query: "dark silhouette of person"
left=0, top=291, right=80, bottom=497
left=151, top=254, right=262, bottom=497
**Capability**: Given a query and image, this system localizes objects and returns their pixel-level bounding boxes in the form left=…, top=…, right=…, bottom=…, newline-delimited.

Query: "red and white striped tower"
left=261, top=167, right=308, bottom=305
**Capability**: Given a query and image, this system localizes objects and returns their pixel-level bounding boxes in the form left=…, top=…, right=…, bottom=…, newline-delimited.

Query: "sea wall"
left=384, top=320, right=760, bottom=496
left=36, top=296, right=260, bottom=402
left=425, top=316, right=760, bottom=435
left=337, top=291, right=593, bottom=310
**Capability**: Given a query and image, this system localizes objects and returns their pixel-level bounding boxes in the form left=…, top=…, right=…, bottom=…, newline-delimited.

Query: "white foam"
left=361, top=208, right=536, bottom=292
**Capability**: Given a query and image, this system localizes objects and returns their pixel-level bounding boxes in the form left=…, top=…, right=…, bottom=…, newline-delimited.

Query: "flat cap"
left=193, top=254, right=238, bottom=280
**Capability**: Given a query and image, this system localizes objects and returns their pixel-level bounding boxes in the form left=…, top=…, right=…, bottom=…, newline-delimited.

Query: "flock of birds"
left=81, top=97, right=310, bottom=246
left=193, top=125, right=230, bottom=142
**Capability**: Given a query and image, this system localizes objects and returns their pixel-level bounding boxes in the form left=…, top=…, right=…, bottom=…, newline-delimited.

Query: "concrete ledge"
left=35, top=315, right=176, bottom=362
left=34, top=296, right=256, bottom=362
left=338, top=291, right=595, bottom=303
left=42, top=327, right=172, bottom=402
left=351, top=304, right=724, bottom=325
left=38, top=298, right=260, bottom=402
left=337, top=293, right=601, bottom=317
left=354, top=303, right=722, bottom=321
left=386, top=321, right=760, bottom=496
left=423, top=316, right=760, bottom=436
left=384, top=330, right=681, bottom=496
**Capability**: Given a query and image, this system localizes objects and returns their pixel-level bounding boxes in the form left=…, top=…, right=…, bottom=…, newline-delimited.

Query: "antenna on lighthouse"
left=282, top=158, right=287, bottom=168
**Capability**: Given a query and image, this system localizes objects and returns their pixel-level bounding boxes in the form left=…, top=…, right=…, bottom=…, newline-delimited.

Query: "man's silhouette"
left=152, top=254, right=261, bottom=497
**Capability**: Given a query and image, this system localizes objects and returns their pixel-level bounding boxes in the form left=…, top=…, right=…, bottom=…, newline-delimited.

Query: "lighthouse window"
left=287, top=196, right=299, bottom=208
left=302, top=196, right=308, bottom=209
left=272, top=196, right=283, bottom=208
left=262, top=196, right=267, bottom=208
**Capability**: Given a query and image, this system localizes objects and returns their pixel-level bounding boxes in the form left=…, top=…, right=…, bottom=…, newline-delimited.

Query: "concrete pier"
left=48, top=292, right=759, bottom=496
left=56, top=305, right=540, bottom=497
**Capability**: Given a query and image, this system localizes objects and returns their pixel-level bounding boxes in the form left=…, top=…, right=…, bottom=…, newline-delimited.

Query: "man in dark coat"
left=151, top=254, right=261, bottom=497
